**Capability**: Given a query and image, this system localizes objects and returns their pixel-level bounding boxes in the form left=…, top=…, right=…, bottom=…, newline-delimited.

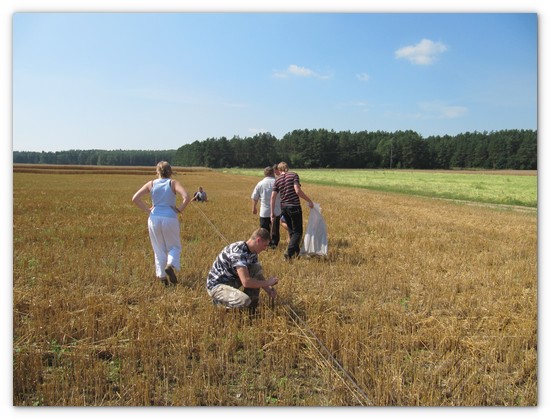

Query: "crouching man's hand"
left=264, top=286, right=277, bottom=299
left=267, top=276, right=278, bottom=287
left=264, top=276, right=278, bottom=298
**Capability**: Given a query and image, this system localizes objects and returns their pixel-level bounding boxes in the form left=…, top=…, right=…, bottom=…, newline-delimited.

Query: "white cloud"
left=273, top=64, right=330, bottom=79
left=440, top=106, right=468, bottom=118
left=395, top=38, right=448, bottom=65
left=288, top=64, right=314, bottom=77
left=357, top=73, right=370, bottom=82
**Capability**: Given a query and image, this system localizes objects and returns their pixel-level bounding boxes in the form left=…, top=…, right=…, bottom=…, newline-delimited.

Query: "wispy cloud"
left=273, top=64, right=330, bottom=79
left=418, top=101, right=468, bottom=119
left=382, top=101, right=468, bottom=121
left=356, top=73, right=370, bottom=82
left=395, top=39, right=448, bottom=65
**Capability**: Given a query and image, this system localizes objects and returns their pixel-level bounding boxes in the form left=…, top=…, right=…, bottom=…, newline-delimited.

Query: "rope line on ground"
left=190, top=203, right=372, bottom=406
left=277, top=297, right=372, bottom=406
left=191, top=204, right=230, bottom=244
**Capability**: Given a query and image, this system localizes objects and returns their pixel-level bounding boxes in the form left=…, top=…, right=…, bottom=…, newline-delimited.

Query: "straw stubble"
left=13, top=169, right=537, bottom=406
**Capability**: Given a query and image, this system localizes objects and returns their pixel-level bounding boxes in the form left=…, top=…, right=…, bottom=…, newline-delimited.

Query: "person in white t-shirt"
left=251, top=166, right=281, bottom=249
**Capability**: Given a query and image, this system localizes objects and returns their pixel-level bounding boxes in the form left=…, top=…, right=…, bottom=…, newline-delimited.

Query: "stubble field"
left=12, top=166, right=537, bottom=406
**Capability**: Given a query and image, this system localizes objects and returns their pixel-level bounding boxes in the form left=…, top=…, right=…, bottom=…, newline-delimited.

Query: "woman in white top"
left=132, top=161, right=190, bottom=286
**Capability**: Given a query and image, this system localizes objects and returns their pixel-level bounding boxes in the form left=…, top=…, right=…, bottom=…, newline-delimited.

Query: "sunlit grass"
left=223, top=168, right=537, bottom=207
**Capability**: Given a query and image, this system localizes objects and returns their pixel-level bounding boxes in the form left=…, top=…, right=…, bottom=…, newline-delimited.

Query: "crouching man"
left=206, top=228, right=278, bottom=313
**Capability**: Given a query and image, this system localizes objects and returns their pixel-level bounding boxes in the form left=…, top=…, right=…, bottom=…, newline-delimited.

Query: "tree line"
left=13, top=128, right=536, bottom=170
left=13, top=149, right=177, bottom=167
left=174, top=129, right=536, bottom=170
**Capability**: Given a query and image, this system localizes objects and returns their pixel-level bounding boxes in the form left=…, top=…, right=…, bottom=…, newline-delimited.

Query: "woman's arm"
left=172, top=180, right=190, bottom=212
left=132, top=181, right=153, bottom=213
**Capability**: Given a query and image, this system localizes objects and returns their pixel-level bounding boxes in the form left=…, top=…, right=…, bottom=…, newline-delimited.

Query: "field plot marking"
left=192, top=202, right=372, bottom=406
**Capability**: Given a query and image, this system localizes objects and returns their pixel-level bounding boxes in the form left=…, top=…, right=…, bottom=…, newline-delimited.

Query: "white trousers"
left=147, top=216, right=181, bottom=278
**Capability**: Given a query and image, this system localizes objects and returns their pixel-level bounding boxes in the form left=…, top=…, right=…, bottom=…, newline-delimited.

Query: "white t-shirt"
left=251, top=176, right=281, bottom=218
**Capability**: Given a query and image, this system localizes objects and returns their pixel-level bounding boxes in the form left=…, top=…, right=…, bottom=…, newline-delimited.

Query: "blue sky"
left=12, top=11, right=537, bottom=152
left=2, top=3, right=550, bottom=418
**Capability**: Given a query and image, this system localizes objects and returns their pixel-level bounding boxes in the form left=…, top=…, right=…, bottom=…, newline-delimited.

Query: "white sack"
left=300, top=202, right=328, bottom=256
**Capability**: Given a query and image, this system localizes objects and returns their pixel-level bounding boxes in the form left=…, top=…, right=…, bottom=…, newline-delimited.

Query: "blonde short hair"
left=250, top=227, right=270, bottom=242
left=156, top=161, right=173, bottom=178
left=277, top=162, right=289, bottom=172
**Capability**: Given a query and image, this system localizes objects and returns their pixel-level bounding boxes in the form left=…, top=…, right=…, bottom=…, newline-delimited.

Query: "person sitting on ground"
left=191, top=186, right=208, bottom=202
left=206, top=228, right=278, bottom=313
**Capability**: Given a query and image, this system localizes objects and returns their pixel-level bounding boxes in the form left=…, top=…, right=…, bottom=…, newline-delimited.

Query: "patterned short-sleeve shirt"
left=206, top=241, right=258, bottom=290
left=273, top=171, right=301, bottom=207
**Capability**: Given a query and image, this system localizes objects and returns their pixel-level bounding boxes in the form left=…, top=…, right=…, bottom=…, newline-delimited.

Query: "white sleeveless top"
left=150, top=178, right=177, bottom=218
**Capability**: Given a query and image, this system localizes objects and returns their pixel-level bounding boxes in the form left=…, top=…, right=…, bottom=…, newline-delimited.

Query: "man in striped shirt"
left=206, top=228, right=278, bottom=313
left=270, top=162, right=314, bottom=259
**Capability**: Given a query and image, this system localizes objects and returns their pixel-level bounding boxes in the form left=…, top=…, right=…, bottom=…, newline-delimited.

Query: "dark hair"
left=264, top=166, right=274, bottom=177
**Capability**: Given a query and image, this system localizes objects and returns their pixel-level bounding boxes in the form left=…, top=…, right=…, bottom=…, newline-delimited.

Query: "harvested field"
left=12, top=168, right=537, bottom=406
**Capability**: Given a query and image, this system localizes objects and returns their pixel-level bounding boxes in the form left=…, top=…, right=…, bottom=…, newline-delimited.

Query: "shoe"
left=165, top=264, right=178, bottom=285
left=160, top=277, right=169, bottom=287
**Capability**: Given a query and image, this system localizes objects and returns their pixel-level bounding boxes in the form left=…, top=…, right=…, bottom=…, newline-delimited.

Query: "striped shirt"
left=273, top=171, right=301, bottom=207
left=206, top=241, right=258, bottom=290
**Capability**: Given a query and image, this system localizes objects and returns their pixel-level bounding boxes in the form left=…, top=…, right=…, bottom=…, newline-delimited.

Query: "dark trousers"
left=260, top=215, right=281, bottom=248
left=281, top=205, right=303, bottom=258
left=243, top=263, right=265, bottom=313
